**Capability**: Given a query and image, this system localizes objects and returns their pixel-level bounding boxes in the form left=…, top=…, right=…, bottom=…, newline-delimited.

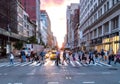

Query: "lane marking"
left=69, top=77, right=72, bottom=79
left=82, top=81, right=95, bottom=84
left=29, top=62, right=37, bottom=66
left=51, top=61, right=55, bottom=66
left=35, top=63, right=41, bottom=66
left=26, top=73, right=34, bottom=75
left=44, top=61, right=50, bottom=66
left=64, top=61, right=68, bottom=66
left=48, top=82, right=59, bottom=84
left=21, top=62, right=31, bottom=66
left=95, top=63, right=103, bottom=66
left=51, top=73, right=59, bottom=75
left=99, top=62, right=112, bottom=67
left=66, top=77, right=68, bottom=79
left=0, top=63, right=9, bottom=67
left=76, top=73, right=86, bottom=75
left=14, top=62, right=23, bottom=66
left=14, top=83, right=23, bottom=84
left=70, top=61, right=75, bottom=67
left=75, top=61, right=82, bottom=66
left=101, top=72, right=111, bottom=74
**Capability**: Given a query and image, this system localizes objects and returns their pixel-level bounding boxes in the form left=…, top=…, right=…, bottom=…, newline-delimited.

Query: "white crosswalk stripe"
left=51, top=61, right=55, bottom=66
left=0, top=63, right=9, bottom=67
left=44, top=60, right=50, bottom=66
left=21, top=62, right=32, bottom=66
left=75, top=61, right=82, bottom=66
left=70, top=61, right=76, bottom=67
left=14, top=62, right=21, bottom=66
left=0, top=60, right=112, bottom=67
left=64, top=61, right=68, bottom=66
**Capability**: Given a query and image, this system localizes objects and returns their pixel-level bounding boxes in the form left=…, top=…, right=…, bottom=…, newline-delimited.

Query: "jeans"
left=10, top=59, right=14, bottom=64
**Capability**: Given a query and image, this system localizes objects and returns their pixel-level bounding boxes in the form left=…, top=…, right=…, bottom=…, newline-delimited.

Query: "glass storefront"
left=113, top=35, right=119, bottom=54
left=103, top=38, right=110, bottom=51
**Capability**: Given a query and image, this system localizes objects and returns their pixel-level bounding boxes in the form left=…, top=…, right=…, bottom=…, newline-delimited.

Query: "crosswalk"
left=0, top=60, right=112, bottom=68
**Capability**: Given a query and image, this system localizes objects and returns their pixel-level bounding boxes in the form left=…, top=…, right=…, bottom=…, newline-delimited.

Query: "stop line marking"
left=48, top=82, right=59, bottom=84
left=82, top=81, right=95, bottom=83
left=8, top=83, right=23, bottom=84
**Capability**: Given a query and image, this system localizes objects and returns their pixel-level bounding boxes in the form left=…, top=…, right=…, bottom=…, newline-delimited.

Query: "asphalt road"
left=0, top=59, right=120, bottom=84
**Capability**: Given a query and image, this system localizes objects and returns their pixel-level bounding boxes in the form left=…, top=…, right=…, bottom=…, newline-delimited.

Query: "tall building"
left=66, top=3, right=79, bottom=49
left=20, top=0, right=41, bottom=43
left=40, top=10, right=52, bottom=48
left=0, top=0, right=29, bottom=56
left=79, top=0, right=120, bottom=53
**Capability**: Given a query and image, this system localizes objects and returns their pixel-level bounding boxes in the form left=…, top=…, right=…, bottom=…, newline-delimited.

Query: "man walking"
left=9, top=52, right=14, bottom=64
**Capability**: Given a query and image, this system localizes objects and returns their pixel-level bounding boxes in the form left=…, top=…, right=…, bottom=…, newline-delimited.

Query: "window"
left=104, top=22, right=109, bottom=33
left=98, top=26, right=102, bottom=36
left=107, top=1, right=109, bottom=10
left=94, top=13, right=97, bottom=21
left=94, top=29, right=97, bottom=36
left=112, top=16, right=119, bottom=29
left=112, top=0, right=117, bottom=5
left=104, top=4, right=106, bottom=13
left=98, top=8, right=102, bottom=17
left=90, top=32, right=93, bottom=39
left=94, top=3, right=97, bottom=10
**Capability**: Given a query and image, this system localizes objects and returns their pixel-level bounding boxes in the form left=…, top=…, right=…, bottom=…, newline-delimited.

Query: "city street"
left=0, top=59, right=120, bottom=84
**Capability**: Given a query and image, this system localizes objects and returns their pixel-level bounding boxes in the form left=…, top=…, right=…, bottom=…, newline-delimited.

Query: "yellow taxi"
left=50, top=51, right=57, bottom=60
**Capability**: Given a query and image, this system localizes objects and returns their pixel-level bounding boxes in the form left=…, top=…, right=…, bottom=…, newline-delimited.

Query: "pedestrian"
left=89, top=50, right=94, bottom=64
left=108, top=49, right=114, bottom=65
left=114, top=49, right=120, bottom=64
left=81, top=51, right=87, bottom=64
left=94, top=49, right=98, bottom=63
left=9, top=52, right=14, bottom=64
left=101, top=49, right=105, bottom=61
left=40, top=49, right=46, bottom=64
left=78, top=50, right=82, bottom=62
left=27, top=48, right=31, bottom=62
left=56, top=50, right=61, bottom=66
left=66, top=50, right=70, bottom=63
left=20, top=49, right=26, bottom=62
left=104, top=50, right=108, bottom=61
left=72, top=51, right=76, bottom=61
left=62, top=50, right=66, bottom=65
left=31, top=51, right=35, bottom=62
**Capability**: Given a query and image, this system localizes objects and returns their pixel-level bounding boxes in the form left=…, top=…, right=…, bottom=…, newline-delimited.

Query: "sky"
left=41, top=0, right=80, bottom=48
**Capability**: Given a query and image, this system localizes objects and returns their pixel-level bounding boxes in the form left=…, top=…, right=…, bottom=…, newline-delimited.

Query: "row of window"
left=82, top=0, right=120, bottom=32
left=84, top=16, right=119, bottom=41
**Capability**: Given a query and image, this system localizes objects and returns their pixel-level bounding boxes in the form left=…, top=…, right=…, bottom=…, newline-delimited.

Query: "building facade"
left=40, top=10, right=53, bottom=48
left=0, top=0, right=29, bottom=56
left=66, top=3, right=79, bottom=49
left=79, top=0, right=120, bottom=53
left=20, top=0, right=41, bottom=43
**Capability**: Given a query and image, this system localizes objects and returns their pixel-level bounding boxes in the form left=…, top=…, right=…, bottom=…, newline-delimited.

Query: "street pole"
left=7, top=24, right=11, bottom=54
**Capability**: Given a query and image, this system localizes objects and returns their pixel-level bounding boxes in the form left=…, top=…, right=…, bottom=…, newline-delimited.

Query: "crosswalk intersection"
left=0, top=60, right=112, bottom=68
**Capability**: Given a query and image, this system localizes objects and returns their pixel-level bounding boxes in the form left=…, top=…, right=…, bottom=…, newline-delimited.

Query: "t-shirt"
left=10, top=54, right=14, bottom=59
